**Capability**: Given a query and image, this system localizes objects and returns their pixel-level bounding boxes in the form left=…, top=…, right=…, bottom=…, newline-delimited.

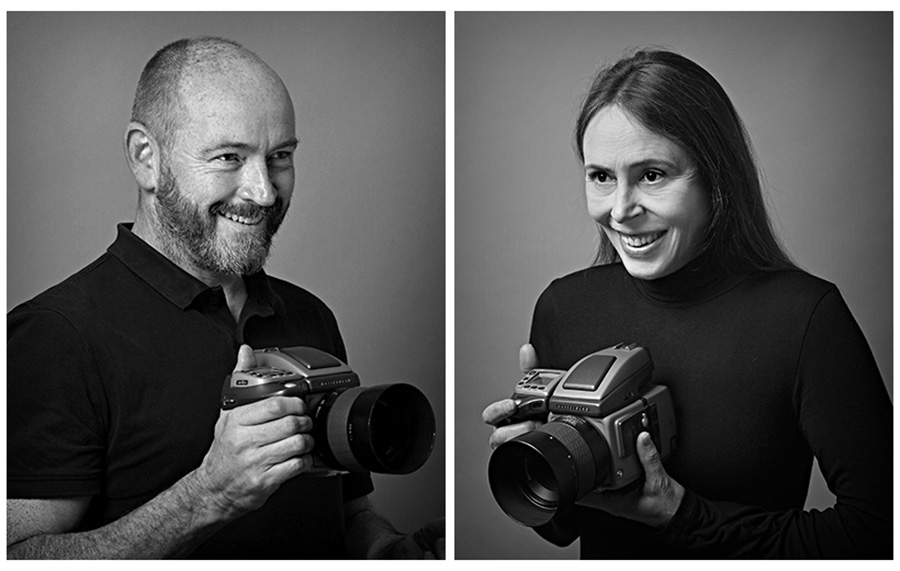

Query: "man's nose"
left=238, top=159, right=277, bottom=207
left=610, top=184, right=642, bottom=223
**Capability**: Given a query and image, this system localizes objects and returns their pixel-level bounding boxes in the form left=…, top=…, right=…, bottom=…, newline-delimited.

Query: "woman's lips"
left=618, top=230, right=665, bottom=249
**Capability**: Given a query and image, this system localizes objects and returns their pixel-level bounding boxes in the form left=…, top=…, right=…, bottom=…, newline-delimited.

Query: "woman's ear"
left=124, top=122, right=161, bottom=192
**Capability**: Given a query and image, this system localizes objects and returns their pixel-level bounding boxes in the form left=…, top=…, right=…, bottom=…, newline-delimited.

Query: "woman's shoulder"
left=743, top=267, right=837, bottom=301
left=533, top=263, right=629, bottom=314
left=545, top=262, right=628, bottom=292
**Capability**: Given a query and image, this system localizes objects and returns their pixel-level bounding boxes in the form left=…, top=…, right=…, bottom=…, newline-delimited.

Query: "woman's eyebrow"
left=584, top=158, right=679, bottom=171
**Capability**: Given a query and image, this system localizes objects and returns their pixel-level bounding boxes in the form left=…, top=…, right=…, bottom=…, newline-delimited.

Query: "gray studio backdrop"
left=455, top=12, right=892, bottom=559
left=7, top=12, right=444, bottom=537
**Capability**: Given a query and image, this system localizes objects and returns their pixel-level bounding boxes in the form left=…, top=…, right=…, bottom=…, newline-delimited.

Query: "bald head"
left=131, top=37, right=291, bottom=152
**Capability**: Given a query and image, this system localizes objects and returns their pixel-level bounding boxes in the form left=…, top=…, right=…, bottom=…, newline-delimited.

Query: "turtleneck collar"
left=628, top=250, right=747, bottom=306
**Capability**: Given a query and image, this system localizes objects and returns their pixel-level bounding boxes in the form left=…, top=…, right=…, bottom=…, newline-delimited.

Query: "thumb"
left=637, top=431, right=664, bottom=479
left=519, top=343, right=539, bottom=372
left=233, top=344, right=258, bottom=372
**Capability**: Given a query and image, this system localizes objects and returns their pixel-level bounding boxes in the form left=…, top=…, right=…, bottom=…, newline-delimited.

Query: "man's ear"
left=124, top=122, right=162, bottom=192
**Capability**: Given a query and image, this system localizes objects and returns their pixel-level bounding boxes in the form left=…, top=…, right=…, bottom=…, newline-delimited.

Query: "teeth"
left=220, top=212, right=262, bottom=225
left=620, top=231, right=663, bottom=248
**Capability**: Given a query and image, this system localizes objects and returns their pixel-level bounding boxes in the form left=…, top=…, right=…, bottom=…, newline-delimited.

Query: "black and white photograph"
left=455, top=11, right=892, bottom=559
left=4, top=7, right=895, bottom=562
left=6, top=11, right=445, bottom=559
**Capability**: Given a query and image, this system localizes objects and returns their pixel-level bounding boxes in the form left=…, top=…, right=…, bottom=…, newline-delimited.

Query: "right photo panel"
left=454, top=12, right=892, bottom=559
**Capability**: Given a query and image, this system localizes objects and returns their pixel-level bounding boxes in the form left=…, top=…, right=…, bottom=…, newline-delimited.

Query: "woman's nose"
left=609, top=185, right=642, bottom=223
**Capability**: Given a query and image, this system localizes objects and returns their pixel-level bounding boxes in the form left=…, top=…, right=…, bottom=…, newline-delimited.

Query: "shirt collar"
left=107, top=223, right=276, bottom=315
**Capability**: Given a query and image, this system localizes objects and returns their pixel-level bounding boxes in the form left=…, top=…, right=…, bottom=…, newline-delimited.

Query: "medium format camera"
left=488, top=343, right=677, bottom=527
left=222, top=346, right=436, bottom=475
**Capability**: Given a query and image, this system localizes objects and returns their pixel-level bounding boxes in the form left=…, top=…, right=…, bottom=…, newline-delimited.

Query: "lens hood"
left=318, top=383, right=436, bottom=474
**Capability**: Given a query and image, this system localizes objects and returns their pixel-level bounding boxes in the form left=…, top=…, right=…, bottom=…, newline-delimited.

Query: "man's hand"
left=386, top=517, right=445, bottom=559
left=576, top=431, right=685, bottom=528
left=7, top=345, right=315, bottom=558
left=344, top=497, right=445, bottom=559
left=191, top=345, right=315, bottom=520
left=482, top=343, right=542, bottom=448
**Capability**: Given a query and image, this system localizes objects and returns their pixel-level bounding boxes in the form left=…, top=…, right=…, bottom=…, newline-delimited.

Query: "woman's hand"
left=482, top=344, right=543, bottom=449
left=576, top=431, right=685, bottom=528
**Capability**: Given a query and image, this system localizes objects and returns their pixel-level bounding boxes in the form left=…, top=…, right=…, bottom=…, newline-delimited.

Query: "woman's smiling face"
left=582, top=105, right=711, bottom=280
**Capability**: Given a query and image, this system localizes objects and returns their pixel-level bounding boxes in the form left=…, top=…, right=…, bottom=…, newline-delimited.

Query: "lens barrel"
left=313, top=384, right=436, bottom=474
left=488, top=415, right=611, bottom=527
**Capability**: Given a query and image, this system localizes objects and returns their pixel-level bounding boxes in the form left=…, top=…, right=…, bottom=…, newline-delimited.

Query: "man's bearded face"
left=154, top=162, right=289, bottom=276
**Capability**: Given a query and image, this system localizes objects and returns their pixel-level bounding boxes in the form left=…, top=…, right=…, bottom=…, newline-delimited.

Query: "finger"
left=482, top=399, right=516, bottom=425
left=637, top=431, right=664, bottom=478
left=435, top=537, right=446, bottom=559
left=519, top=343, right=539, bottom=372
left=261, top=432, right=316, bottom=464
left=490, top=420, right=539, bottom=449
left=264, top=453, right=314, bottom=484
left=412, top=517, right=445, bottom=553
left=260, top=413, right=314, bottom=441
left=235, top=396, right=307, bottom=426
left=233, top=344, right=258, bottom=372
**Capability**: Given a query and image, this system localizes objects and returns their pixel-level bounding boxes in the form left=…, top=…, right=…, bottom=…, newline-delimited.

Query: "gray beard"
left=154, top=165, right=288, bottom=276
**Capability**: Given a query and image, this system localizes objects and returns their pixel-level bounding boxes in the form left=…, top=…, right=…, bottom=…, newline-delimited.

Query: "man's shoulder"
left=9, top=253, right=117, bottom=319
left=263, top=275, right=332, bottom=307
left=260, top=274, right=340, bottom=322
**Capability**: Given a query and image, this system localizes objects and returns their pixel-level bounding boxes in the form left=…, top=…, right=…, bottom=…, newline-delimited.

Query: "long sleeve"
left=656, top=288, right=892, bottom=558
left=524, top=263, right=892, bottom=559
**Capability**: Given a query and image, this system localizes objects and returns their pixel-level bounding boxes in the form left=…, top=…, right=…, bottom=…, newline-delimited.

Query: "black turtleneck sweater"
left=528, top=256, right=892, bottom=558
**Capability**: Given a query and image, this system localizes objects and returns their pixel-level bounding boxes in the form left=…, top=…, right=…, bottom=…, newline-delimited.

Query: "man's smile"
left=218, top=211, right=264, bottom=226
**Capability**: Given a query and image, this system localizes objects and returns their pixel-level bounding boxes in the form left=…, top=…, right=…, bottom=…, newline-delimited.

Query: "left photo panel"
left=7, top=12, right=445, bottom=559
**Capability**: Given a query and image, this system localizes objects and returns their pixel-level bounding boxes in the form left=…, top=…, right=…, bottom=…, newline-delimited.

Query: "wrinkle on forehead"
left=583, top=105, right=691, bottom=172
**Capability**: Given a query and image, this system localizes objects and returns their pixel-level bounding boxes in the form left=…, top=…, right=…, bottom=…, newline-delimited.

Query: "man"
left=7, top=37, right=443, bottom=559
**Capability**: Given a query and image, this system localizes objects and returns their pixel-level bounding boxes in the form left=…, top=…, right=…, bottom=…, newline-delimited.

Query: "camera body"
left=510, top=342, right=677, bottom=488
left=222, top=346, right=359, bottom=409
left=489, top=343, right=677, bottom=527
left=222, top=346, right=436, bottom=475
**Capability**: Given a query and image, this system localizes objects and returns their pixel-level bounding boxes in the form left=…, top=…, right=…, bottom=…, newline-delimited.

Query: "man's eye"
left=642, top=170, right=664, bottom=183
left=588, top=171, right=611, bottom=184
left=269, top=151, right=293, bottom=162
left=215, top=153, right=242, bottom=163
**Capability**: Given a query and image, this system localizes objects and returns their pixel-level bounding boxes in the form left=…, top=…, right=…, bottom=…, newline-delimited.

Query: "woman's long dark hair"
left=575, top=49, right=795, bottom=273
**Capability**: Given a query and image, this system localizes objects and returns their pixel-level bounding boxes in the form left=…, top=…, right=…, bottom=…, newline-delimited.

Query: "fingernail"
left=641, top=432, right=652, bottom=446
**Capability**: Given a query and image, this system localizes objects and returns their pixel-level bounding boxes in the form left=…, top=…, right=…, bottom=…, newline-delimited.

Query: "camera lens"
left=488, top=415, right=611, bottom=527
left=370, top=398, right=411, bottom=465
left=313, top=384, right=436, bottom=474
left=522, top=448, right=559, bottom=507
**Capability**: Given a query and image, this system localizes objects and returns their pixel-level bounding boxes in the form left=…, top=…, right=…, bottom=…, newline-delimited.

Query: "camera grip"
left=221, top=375, right=310, bottom=409
left=505, top=396, right=550, bottom=424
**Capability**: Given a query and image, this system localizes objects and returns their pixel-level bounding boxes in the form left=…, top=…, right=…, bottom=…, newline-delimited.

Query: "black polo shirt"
left=8, top=223, right=374, bottom=558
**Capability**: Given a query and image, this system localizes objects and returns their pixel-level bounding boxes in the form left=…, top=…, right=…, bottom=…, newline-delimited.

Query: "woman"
left=482, top=50, right=891, bottom=558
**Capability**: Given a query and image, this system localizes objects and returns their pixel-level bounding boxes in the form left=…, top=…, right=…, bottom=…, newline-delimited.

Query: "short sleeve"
left=7, top=305, right=107, bottom=498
